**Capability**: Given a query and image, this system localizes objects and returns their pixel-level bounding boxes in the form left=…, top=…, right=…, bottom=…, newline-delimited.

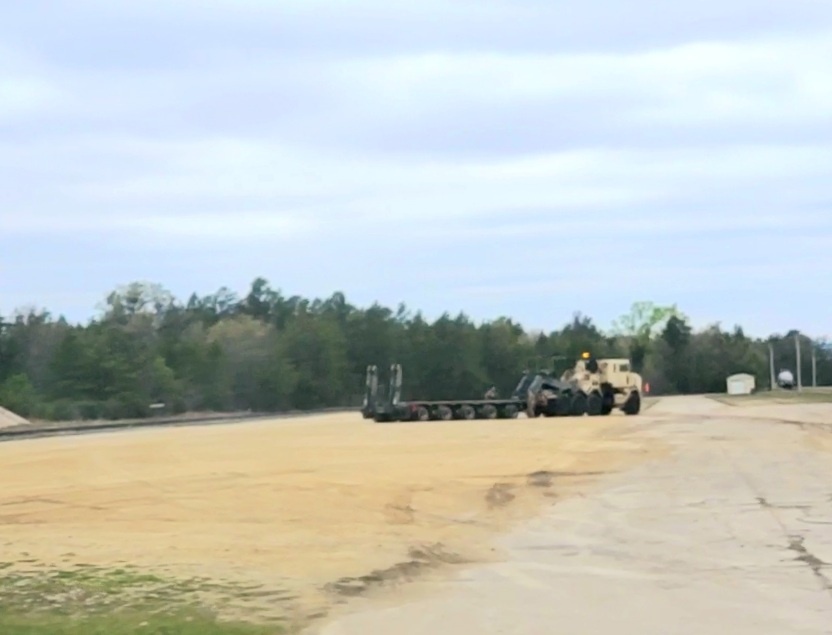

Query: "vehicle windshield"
left=513, top=373, right=535, bottom=397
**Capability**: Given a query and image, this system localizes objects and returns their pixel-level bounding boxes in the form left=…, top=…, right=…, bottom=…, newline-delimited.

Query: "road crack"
left=787, top=535, right=831, bottom=591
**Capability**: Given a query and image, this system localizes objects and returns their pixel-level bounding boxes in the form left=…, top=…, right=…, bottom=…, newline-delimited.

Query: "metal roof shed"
left=726, top=373, right=755, bottom=395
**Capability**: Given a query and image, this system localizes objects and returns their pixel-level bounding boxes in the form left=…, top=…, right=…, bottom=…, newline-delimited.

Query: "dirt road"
left=0, top=409, right=663, bottom=624
left=3, top=397, right=831, bottom=632
left=313, top=396, right=832, bottom=634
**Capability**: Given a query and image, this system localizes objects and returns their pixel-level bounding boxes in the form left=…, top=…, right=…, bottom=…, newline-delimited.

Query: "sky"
left=1, top=0, right=831, bottom=338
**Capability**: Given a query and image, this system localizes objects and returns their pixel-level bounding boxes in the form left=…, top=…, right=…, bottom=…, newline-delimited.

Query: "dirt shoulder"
left=0, top=410, right=666, bottom=629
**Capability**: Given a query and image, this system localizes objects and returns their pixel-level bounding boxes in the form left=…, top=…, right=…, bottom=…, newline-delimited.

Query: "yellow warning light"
left=581, top=351, right=590, bottom=359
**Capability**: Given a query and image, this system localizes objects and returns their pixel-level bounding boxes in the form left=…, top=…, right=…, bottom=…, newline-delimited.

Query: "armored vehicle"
left=360, top=352, right=642, bottom=422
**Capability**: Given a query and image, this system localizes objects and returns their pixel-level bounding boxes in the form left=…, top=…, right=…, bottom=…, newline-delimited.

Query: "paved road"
left=314, top=396, right=832, bottom=634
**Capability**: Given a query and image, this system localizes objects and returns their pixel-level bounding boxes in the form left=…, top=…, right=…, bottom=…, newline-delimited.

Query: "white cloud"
left=42, top=138, right=829, bottom=238
left=0, top=208, right=318, bottom=243
left=1, top=3, right=831, bottom=334
left=2, top=132, right=827, bottom=255
left=328, top=31, right=832, bottom=129
left=112, top=211, right=318, bottom=241
left=0, top=43, right=65, bottom=122
left=0, top=78, right=61, bottom=121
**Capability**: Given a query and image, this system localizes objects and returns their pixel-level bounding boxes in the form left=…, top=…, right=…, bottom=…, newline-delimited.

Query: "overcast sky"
left=1, top=1, right=831, bottom=337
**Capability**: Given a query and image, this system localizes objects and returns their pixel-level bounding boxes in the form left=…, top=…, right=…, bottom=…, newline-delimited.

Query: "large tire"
left=457, top=404, right=476, bottom=420
left=570, top=392, right=587, bottom=416
left=587, top=392, right=603, bottom=416
left=481, top=404, right=498, bottom=419
left=414, top=406, right=430, bottom=422
left=502, top=404, right=519, bottom=419
left=623, top=391, right=641, bottom=415
left=600, top=391, right=614, bottom=415
left=437, top=405, right=453, bottom=421
left=555, top=393, right=571, bottom=416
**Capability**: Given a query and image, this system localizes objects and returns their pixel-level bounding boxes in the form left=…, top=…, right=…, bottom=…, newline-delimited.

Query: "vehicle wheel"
left=437, top=405, right=453, bottom=421
left=555, top=393, right=571, bottom=416
left=570, top=392, right=587, bottom=415
left=502, top=404, right=519, bottom=418
left=623, top=391, right=641, bottom=415
left=481, top=404, right=498, bottom=419
left=458, top=404, right=476, bottom=420
left=415, top=406, right=430, bottom=421
left=601, top=391, right=614, bottom=415
left=587, top=392, right=603, bottom=416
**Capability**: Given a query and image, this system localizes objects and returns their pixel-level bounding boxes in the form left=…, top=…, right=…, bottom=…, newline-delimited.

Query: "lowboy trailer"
left=360, top=364, right=524, bottom=422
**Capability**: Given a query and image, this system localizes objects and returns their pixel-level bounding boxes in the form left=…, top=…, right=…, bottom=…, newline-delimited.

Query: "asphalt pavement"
left=313, top=396, right=832, bottom=634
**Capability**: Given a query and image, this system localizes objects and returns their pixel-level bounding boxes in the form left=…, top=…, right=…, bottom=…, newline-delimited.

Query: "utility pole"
left=812, top=345, right=817, bottom=388
left=795, top=332, right=802, bottom=391
left=769, top=342, right=776, bottom=391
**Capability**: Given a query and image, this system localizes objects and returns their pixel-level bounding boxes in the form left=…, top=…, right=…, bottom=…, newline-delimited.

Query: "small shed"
left=726, top=373, right=755, bottom=395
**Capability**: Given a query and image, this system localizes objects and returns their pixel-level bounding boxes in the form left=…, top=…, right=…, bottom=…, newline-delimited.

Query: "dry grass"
left=707, top=387, right=832, bottom=407
left=0, top=411, right=664, bottom=628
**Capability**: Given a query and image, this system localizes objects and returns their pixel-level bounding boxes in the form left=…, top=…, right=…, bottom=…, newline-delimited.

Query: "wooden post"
left=795, top=333, right=802, bottom=391
left=812, top=347, right=817, bottom=387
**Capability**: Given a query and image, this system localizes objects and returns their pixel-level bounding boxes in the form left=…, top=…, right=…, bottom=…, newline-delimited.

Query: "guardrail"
left=0, top=407, right=358, bottom=443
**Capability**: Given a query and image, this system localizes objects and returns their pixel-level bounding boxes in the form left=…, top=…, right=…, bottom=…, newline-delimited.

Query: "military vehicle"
left=361, top=352, right=642, bottom=422
left=547, top=352, right=642, bottom=416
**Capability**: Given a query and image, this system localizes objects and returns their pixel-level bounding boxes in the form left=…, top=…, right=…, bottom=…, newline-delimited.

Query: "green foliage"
left=0, top=374, right=38, bottom=417
left=0, top=564, right=284, bottom=635
left=0, top=280, right=829, bottom=420
left=0, top=612, right=280, bottom=635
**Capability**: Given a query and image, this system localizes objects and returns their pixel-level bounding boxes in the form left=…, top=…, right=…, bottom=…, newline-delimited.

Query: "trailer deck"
left=361, top=364, right=528, bottom=422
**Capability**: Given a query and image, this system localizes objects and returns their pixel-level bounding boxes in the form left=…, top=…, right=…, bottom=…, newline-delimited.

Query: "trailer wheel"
left=414, top=406, right=430, bottom=421
left=457, top=404, right=476, bottom=420
left=502, top=404, right=518, bottom=418
left=480, top=404, right=498, bottom=419
left=543, top=399, right=560, bottom=417
left=437, top=405, right=453, bottom=421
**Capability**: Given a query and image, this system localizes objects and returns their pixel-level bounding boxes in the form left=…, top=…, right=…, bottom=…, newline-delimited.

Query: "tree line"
left=0, top=279, right=828, bottom=421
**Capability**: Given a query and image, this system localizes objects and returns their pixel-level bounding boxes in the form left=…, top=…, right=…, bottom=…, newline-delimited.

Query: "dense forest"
left=0, top=278, right=829, bottom=421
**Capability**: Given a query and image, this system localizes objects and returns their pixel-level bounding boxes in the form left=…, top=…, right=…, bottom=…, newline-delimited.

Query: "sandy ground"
left=315, top=396, right=832, bottom=634
left=0, top=409, right=664, bottom=623
left=5, top=396, right=830, bottom=633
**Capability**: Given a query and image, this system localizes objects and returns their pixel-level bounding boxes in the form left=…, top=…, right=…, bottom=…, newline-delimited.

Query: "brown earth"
left=0, top=411, right=666, bottom=624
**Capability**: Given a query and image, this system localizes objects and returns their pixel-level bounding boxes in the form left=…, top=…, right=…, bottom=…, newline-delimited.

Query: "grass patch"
left=708, top=388, right=832, bottom=406
left=0, top=563, right=289, bottom=635
left=0, top=610, right=282, bottom=635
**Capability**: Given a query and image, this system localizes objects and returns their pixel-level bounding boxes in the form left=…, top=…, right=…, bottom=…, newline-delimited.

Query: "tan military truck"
left=561, top=352, right=642, bottom=415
